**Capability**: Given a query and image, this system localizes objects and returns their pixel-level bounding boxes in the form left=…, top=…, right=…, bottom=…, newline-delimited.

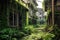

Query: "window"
left=6, top=0, right=24, bottom=27
left=7, top=9, right=22, bottom=27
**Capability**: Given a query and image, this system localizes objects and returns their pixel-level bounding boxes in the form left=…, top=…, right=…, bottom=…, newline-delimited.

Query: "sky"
left=36, top=0, right=44, bottom=8
left=35, top=0, right=47, bottom=19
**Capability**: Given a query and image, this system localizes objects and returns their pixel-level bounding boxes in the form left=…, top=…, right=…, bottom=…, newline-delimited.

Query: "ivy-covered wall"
left=0, top=0, right=28, bottom=29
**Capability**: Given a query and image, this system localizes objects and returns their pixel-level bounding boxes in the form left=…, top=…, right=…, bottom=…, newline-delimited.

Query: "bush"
left=23, top=25, right=36, bottom=33
left=0, top=28, right=25, bottom=40
left=22, top=32, right=55, bottom=40
left=21, top=25, right=55, bottom=40
left=0, top=25, right=55, bottom=40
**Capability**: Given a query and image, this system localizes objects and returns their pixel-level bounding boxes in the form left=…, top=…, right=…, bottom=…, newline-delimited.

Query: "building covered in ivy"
left=44, top=0, right=60, bottom=26
left=0, top=0, right=29, bottom=29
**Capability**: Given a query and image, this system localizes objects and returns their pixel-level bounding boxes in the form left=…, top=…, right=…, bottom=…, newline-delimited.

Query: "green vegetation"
left=0, top=25, right=55, bottom=40
left=0, top=0, right=60, bottom=40
left=22, top=25, right=55, bottom=40
left=0, top=28, right=25, bottom=40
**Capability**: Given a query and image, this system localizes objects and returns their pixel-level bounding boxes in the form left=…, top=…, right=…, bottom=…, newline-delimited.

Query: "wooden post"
left=7, top=8, right=9, bottom=26
left=52, top=0, right=54, bottom=26
left=17, top=0, right=19, bottom=27
left=26, top=4, right=29, bottom=26
left=26, top=12, right=29, bottom=26
left=13, top=10, right=14, bottom=27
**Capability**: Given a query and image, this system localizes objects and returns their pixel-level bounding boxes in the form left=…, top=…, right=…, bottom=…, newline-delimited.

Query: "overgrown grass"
left=22, top=25, right=55, bottom=40
left=0, top=25, right=56, bottom=40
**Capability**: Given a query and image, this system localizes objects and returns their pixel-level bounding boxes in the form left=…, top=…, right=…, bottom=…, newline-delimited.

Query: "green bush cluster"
left=53, top=25, right=60, bottom=40
left=0, top=28, right=25, bottom=40
left=0, top=25, right=56, bottom=40
left=22, top=25, right=55, bottom=40
left=22, top=32, right=55, bottom=40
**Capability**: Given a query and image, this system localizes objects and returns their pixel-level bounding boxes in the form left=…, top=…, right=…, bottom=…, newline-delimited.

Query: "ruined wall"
left=0, top=0, right=28, bottom=29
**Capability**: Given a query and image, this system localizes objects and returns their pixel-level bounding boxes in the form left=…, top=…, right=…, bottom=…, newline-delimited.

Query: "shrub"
left=22, top=32, right=55, bottom=40
left=0, top=28, right=25, bottom=40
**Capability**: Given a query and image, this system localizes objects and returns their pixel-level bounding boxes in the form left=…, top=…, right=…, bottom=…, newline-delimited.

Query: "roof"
left=15, top=0, right=29, bottom=9
left=0, top=0, right=28, bottom=11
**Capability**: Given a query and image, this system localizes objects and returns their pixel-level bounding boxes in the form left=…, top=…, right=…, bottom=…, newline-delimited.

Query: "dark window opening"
left=8, top=10, right=22, bottom=27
